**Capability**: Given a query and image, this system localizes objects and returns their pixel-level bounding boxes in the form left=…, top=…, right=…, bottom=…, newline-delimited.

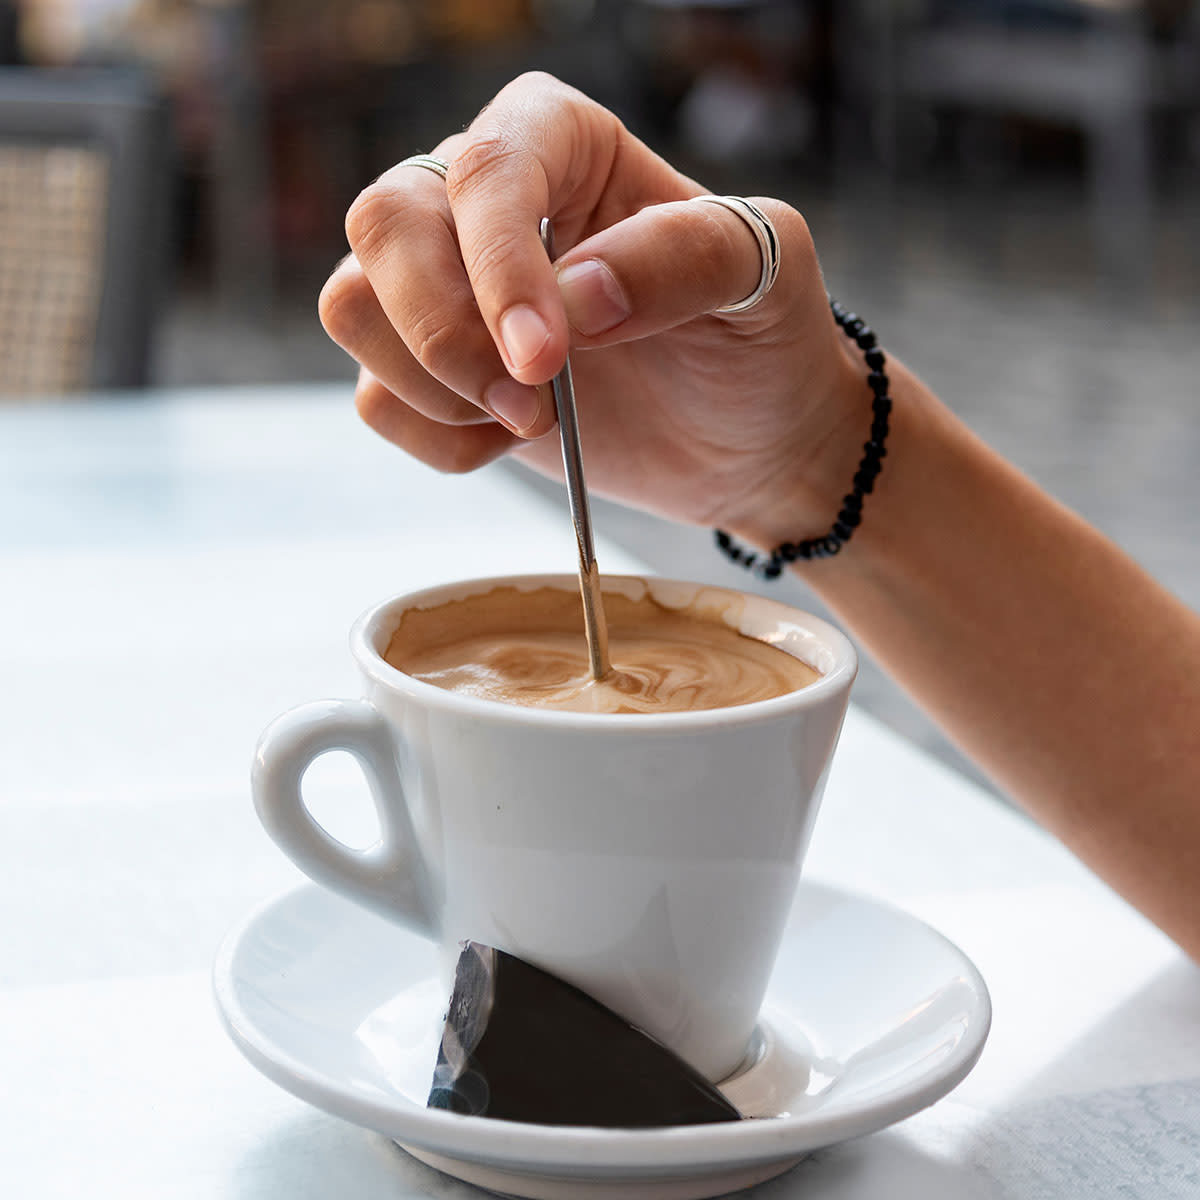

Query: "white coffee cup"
left=252, top=573, right=856, bottom=1082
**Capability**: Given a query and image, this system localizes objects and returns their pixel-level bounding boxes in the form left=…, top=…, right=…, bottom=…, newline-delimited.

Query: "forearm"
left=738, top=362, right=1200, bottom=955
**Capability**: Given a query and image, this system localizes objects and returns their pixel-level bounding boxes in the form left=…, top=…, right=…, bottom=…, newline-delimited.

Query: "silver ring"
left=399, top=153, right=450, bottom=180
left=693, top=195, right=781, bottom=313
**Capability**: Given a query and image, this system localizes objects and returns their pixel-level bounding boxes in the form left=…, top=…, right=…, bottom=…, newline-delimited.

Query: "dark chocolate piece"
left=428, top=942, right=742, bottom=1128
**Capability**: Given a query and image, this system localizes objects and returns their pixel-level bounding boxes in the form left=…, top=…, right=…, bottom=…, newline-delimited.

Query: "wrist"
left=722, top=305, right=892, bottom=571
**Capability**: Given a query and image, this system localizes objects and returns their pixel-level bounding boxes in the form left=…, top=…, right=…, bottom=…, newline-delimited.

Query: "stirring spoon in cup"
left=540, top=217, right=611, bottom=682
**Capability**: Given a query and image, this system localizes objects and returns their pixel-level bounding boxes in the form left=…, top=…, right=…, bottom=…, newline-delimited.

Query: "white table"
left=1, top=386, right=1196, bottom=1199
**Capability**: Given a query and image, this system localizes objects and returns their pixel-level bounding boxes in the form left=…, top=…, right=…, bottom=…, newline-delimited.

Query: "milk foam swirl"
left=384, top=585, right=820, bottom=714
left=397, top=629, right=818, bottom=714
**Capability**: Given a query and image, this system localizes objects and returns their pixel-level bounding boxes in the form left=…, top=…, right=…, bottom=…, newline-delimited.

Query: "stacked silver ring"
left=399, top=153, right=451, bottom=180
left=693, top=195, right=781, bottom=313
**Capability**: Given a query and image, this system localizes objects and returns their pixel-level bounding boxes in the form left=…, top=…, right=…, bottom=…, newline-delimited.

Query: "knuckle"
left=353, top=373, right=392, bottom=428
left=758, top=199, right=813, bottom=261
left=406, top=304, right=466, bottom=376
left=783, top=207, right=817, bottom=270
left=436, top=438, right=492, bottom=475
left=511, top=68, right=563, bottom=94
left=444, top=132, right=527, bottom=204
left=318, top=264, right=373, bottom=348
left=671, top=203, right=744, bottom=296
left=345, top=181, right=408, bottom=261
left=414, top=427, right=502, bottom=476
left=502, top=70, right=593, bottom=125
left=686, top=204, right=738, bottom=265
left=468, top=222, right=524, bottom=279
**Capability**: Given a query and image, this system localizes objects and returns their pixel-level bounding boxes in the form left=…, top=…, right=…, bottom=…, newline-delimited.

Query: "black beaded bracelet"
left=714, top=296, right=891, bottom=580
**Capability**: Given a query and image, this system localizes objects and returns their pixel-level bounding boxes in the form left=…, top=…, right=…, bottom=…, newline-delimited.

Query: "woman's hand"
left=319, top=71, right=864, bottom=543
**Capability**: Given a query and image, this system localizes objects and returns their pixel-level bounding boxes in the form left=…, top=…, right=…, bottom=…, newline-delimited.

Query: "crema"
left=385, top=586, right=819, bottom=714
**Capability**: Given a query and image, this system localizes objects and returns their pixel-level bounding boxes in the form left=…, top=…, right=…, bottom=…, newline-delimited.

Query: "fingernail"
left=557, top=259, right=630, bottom=336
left=499, top=304, right=550, bottom=371
left=485, top=377, right=541, bottom=434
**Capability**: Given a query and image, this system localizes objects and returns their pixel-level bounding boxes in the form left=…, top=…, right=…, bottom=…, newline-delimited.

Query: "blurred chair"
left=839, top=1, right=1200, bottom=287
left=0, top=68, right=169, bottom=397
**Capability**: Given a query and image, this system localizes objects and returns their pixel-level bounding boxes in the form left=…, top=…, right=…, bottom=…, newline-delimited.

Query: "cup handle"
left=252, top=698, right=437, bottom=936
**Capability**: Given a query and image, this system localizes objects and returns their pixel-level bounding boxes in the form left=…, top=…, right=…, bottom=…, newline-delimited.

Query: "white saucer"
left=213, top=881, right=990, bottom=1199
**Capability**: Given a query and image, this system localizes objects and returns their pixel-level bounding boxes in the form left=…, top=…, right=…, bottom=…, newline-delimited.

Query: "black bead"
left=712, top=297, right=890, bottom=578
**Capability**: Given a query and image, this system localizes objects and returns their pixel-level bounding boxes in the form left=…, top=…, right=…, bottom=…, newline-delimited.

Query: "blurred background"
left=2, top=0, right=1198, bottom=783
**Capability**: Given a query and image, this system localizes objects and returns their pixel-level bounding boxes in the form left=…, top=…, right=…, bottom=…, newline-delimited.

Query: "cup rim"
left=349, top=572, right=857, bottom=730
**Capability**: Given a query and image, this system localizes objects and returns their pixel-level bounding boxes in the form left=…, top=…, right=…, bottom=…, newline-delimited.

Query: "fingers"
left=332, top=70, right=817, bottom=465
left=340, top=156, right=549, bottom=438
left=441, top=73, right=629, bottom=387
left=320, top=257, right=491, bottom=427
left=336, top=71, right=702, bottom=444
left=354, top=368, right=519, bottom=474
left=553, top=197, right=816, bottom=345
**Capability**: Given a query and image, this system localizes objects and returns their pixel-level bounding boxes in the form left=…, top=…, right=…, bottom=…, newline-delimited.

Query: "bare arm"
left=735, top=357, right=1200, bottom=955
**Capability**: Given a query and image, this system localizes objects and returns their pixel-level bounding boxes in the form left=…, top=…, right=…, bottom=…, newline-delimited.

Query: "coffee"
left=384, top=585, right=820, bottom=714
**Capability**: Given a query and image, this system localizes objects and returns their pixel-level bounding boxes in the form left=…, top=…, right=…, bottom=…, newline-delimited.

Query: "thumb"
left=553, top=197, right=806, bottom=345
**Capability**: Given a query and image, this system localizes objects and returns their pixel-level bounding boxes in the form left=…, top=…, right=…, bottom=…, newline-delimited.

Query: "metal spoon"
left=539, top=217, right=611, bottom=682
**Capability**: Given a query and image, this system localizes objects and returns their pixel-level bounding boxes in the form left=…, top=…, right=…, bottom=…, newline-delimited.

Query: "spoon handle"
left=540, top=217, right=611, bottom=682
